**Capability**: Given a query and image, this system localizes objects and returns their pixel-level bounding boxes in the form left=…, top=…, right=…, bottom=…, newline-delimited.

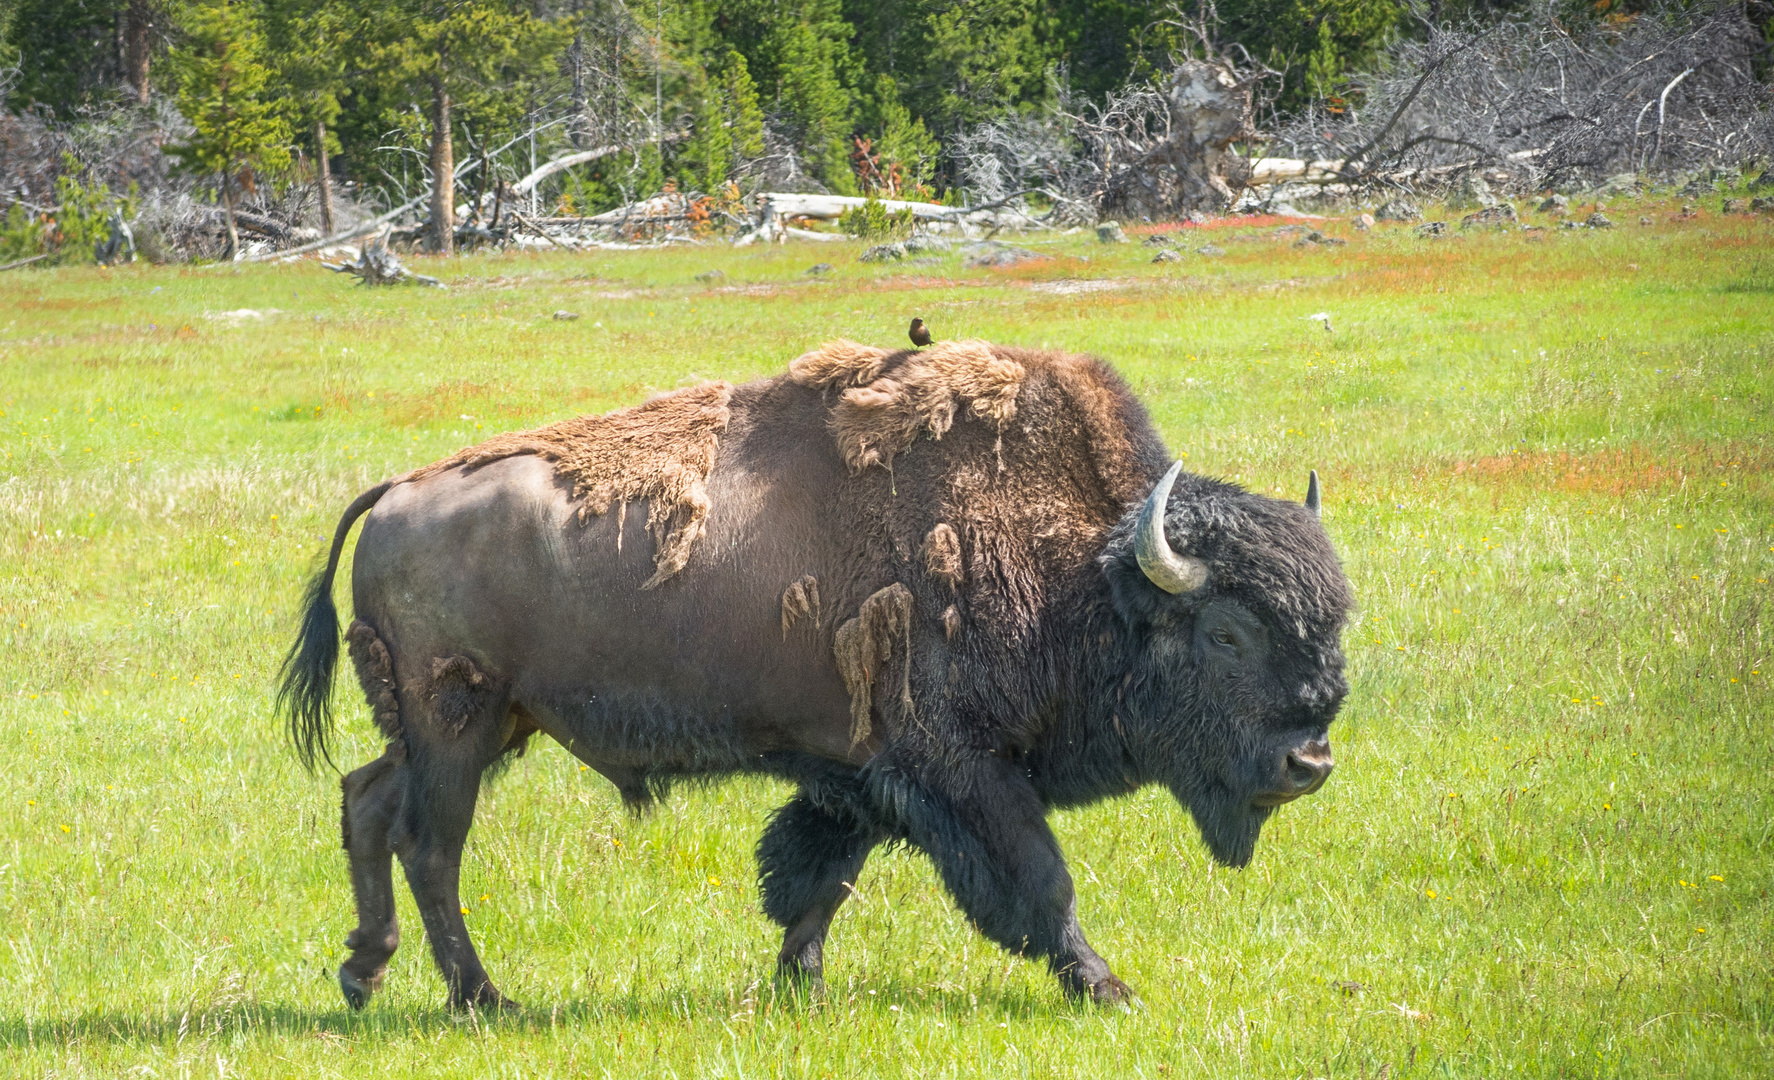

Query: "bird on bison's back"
left=278, top=338, right=1353, bottom=1014
left=909, top=318, right=932, bottom=347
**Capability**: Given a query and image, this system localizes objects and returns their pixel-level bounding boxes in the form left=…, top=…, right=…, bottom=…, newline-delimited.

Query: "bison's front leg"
left=893, top=754, right=1134, bottom=1006
left=757, top=792, right=877, bottom=987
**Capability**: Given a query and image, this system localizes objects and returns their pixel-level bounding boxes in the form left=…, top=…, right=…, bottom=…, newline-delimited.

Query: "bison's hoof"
left=774, top=963, right=827, bottom=1003
left=452, top=983, right=517, bottom=1014
left=338, top=966, right=376, bottom=1011
left=1090, top=975, right=1140, bottom=1010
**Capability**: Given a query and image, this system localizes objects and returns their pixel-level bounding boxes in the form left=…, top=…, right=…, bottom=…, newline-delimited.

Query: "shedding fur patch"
left=780, top=574, right=822, bottom=638
left=788, top=340, right=891, bottom=390
left=427, top=655, right=489, bottom=737
left=832, top=583, right=914, bottom=748
left=402, top=382, right=733, bottom=589
left=345, top=620, right=402, bottom=741
left=942, top=604, right=963, bottom=641
left=824, top=340, right=1025, bottom=472
left=922, top=523, right=963, bottom=590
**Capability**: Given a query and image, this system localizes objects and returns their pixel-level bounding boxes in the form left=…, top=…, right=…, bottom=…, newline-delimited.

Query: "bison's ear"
left=1102, top=543, right=1202, bottom=628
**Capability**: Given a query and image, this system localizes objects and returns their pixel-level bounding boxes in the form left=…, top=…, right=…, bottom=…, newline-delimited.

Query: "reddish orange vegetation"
left=1131, top=214, right=1319, bottom=235
left=1450, top=444, right=1765, bottom=494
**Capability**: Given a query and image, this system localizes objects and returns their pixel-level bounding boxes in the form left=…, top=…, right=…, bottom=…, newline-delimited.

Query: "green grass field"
left=1, top=203, right=1770, bottom=1078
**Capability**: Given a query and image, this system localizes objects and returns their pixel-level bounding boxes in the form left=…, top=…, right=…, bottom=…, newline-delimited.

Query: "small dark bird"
left=909, top=318, right=932, bottom=348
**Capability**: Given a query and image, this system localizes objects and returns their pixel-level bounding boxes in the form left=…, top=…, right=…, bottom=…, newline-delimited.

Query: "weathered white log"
left=579, top=194, right=697, bottom=225
left=1243, top=148, right=1542, bottom=187
left=757, top=193, right=961, bottom=221
left=733, top=192, right=963, bottom=245
left=509, top=145, right=624, bottom=196
left=783, top=226, right=848, bottom=242
left=1247, top=158, right=1350, bottom=184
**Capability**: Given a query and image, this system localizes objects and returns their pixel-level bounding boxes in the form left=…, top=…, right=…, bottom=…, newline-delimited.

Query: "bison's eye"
left=1212, top=630, right=1236, bottom=648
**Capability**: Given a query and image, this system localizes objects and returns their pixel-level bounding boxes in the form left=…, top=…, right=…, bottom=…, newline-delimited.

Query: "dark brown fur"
left=426, top=656, right=490, bottom=737
left=345, top=620, right=402, bottom=741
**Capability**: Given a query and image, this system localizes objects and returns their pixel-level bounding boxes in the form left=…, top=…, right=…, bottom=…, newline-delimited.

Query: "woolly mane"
left=401, top=382, right=733, bottom=588
left=788, top=338, right=1156, bottom=505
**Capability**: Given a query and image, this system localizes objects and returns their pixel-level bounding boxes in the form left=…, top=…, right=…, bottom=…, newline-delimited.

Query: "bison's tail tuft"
left=278, top=565, right=342, bottom=772
left=276, top=481, right=393, bottom=773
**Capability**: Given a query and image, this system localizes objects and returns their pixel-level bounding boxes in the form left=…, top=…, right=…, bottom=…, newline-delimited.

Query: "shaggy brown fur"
left=426, top=656, right=490, bottom=737
left=806, top=340, right=1026, bottom=473
left=942, top=604, right=963, bottom=641
left=804, top=341, right=1164, bottom=646
left=922, top=524, right=964, bottom=590
left=780, top=575, right=822, bottom=638
left=786, top=339, right=890, bottom=390
left=402, top=382, right=734, bottom=588
left=832, top=583, right=914, bottom=748
left=345, top=620, right=402, bottom=743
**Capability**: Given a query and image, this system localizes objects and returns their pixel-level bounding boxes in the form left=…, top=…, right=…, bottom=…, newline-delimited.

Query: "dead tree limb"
left=321, top=237, right=444, bottom=286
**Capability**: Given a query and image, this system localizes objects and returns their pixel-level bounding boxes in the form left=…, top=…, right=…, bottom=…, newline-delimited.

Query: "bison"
left=279, top=339, right=1352, bottom=1010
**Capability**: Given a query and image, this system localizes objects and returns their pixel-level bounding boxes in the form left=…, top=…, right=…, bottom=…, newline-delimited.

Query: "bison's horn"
left=1304, top=469, right=1321, bottom=518
left=1136, top=461, right=1208, bottom=594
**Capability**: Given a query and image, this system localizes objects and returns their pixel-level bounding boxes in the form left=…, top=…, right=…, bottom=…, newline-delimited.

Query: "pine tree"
left=722, top=51, right=765, bottom=163
left=5, top=0, right=129, bottom=114
left=355, top=0, right=567, bottom=253
left=869, top=74, right=939, bottom=196
left=679, top=65, right=731, bottom=190
left=264, top=0, right=349, bottom=234
left=167, top=0, right=292, bottom=260
left=773, top=19, right=856, bottom=192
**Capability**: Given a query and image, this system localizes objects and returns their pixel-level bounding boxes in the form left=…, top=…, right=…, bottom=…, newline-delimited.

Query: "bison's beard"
left=1177, top=784, right=1275, bottom=868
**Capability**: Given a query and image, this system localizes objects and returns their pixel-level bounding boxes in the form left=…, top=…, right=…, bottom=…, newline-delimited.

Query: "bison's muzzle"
left=1251, top=738, right=1335, bottom=807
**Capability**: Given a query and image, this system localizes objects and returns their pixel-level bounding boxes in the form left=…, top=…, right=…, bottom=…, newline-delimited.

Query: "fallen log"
left=735, top=192, right=1020, bottom=245
left=1242, top=148, right=1543, bottom=187
left=0, top=252, right=50, bottom=271
left=243, top=192, right=430, bottom=263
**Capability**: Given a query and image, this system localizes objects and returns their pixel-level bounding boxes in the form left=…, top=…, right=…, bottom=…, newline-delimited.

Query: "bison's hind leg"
left=393, top=653, right=522, bottom=1011
left=342, top=621, right=521, bottom=1012
left=338, top=746, right=405, bottom=1009
left=757, top=791, right=878, bottom=990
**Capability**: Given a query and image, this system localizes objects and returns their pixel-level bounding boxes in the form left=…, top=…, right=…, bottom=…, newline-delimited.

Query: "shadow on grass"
left=0, top=978, right=1089, bottom=1048
left=1720, top=263, right=1774, bottom=293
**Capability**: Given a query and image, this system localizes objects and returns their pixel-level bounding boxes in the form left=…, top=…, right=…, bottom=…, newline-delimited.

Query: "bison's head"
left=1101, top=462, right=1352, bottom=868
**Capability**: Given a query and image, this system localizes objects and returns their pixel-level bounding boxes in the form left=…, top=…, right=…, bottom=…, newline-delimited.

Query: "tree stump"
left=1161, top=61, right=1256, bottom=212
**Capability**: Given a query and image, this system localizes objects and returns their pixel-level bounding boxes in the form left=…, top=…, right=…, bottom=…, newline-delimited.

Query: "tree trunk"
left=221, top=172, right=240, bottom=261
left=315, top=119, right=336, bottom=236
left=429, top=76, right=454, bottom=256
left=124, top=0, right=152, bottom=104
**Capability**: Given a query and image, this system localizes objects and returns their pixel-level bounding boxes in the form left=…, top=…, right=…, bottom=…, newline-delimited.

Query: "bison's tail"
left=277, top=481, right=394, bottom=773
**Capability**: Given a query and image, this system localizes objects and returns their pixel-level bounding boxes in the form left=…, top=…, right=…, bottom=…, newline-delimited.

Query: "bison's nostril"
left=1284, top=745, right=1334, bottom=792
